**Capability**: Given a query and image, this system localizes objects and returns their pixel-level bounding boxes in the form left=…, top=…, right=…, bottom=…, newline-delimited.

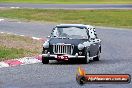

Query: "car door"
left=89, top=39, right=99, bottom=56
left=88, top=28, right=99, bottom=57
left=89, top=40, right=98, bottom=57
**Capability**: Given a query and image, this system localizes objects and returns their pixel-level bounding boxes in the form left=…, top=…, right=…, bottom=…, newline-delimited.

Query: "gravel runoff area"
left=0, top=19, right=132, bottom=88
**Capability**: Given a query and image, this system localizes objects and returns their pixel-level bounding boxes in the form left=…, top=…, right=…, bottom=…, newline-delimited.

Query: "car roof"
left=56, top=24, right=95, bottom=29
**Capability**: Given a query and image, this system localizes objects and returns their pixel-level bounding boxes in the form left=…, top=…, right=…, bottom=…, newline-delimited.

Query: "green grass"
left=0, top=0, right=132, bottom=4
left=0, top=46, right=30, bottom=61
left=0, top=9, right=132, bottom=28
left=0, top=33, right=42, bottom=61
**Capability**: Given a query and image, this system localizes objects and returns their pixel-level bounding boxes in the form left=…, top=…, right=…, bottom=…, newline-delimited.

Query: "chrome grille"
left=53, top=44, right=74, bottom=54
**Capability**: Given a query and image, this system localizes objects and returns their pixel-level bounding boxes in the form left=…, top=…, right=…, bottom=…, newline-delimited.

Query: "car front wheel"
left=82, top=50, right=90, bottom=64
left=42, top=57, right=49, bottom=64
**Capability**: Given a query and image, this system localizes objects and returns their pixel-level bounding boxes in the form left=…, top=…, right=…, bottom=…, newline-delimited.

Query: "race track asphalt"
left=0, top=20, right=132, bottom=88
left=0, top=3, right=132, bottom=9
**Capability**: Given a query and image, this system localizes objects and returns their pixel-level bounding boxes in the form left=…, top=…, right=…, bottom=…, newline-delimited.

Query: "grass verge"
left=0, top=0, right=132, bottom=4
left=0, top=33, right=42, bottom=61
left=0, top=9, right=132, bottom=28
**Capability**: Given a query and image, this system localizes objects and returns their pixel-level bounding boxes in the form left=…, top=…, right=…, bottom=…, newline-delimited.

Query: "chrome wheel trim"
left=86, top=52, right=90, bottom=63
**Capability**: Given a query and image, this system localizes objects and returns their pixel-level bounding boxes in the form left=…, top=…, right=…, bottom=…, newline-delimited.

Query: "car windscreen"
left=52, top=27, right=88, bottom=39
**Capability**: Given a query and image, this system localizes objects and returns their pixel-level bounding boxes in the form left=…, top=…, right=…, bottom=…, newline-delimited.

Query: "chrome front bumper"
left=42, top=53, right=85, bottom=59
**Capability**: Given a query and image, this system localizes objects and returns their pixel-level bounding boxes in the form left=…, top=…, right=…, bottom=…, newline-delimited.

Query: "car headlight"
left=78, top=44, right=84, bottom=50
left=43, top=41, right=49, bottom=48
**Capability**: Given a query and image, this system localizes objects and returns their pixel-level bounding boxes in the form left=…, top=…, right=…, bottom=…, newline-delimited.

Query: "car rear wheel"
left=93, top=51, right=100, bottom=61
left=42, top=57, right=49, bottom=64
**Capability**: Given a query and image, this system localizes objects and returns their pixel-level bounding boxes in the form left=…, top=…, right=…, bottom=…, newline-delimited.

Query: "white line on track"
left=10, top=7, right=20, bottom=9
left=0, top=19, right=4, bottom=22
left=32, top=37, right=42, bottom=40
